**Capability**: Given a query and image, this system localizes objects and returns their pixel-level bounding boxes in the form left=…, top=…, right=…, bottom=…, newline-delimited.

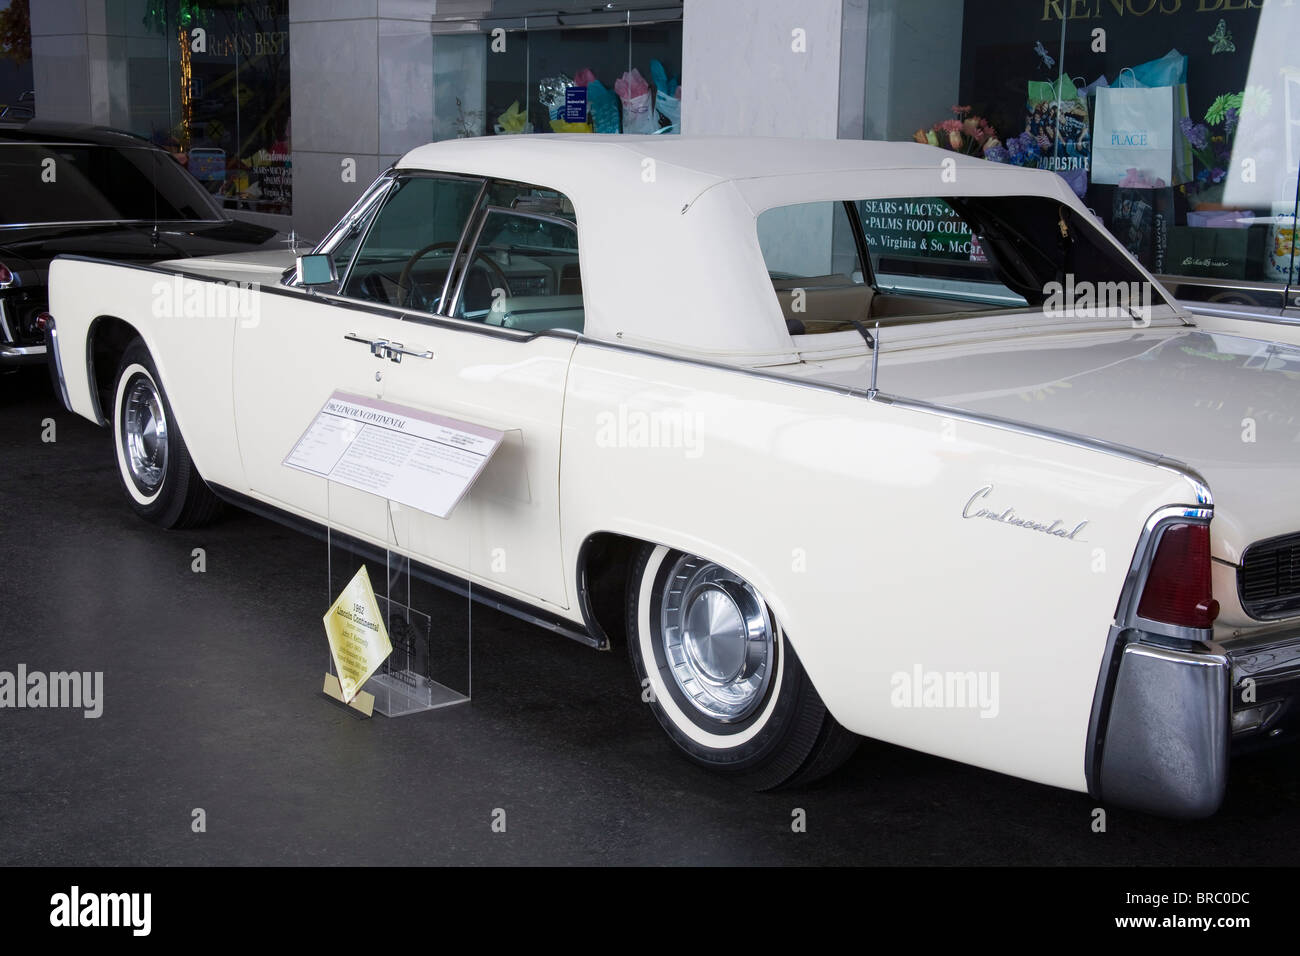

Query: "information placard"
left=322, top=564, right=392, bottom=707
left=284, top=391, right=505, bottom=519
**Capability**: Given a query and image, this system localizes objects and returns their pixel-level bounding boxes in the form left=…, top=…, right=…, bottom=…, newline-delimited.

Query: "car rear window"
left=0, top=142, right=222, bottom=224
left=757, top=194, right=1161, bottom=333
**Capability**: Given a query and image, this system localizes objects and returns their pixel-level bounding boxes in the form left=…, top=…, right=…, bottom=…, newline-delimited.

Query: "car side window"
left=758, top=197, right=1032, bottom=334
left=452, top=187, right=583, bottom=334
left=340, top=175, right=484, bottom=314
left=854, top=197, right=1025, bottom=306
left=757, top=201, right=868, bottom=334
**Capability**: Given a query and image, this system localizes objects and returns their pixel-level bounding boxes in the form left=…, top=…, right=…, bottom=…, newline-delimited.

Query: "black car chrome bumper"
left=1088, top=623, right=1300, bottom=818
left=0, top=342, right=47, bottom=364
left=0, top=294, right=47, bottom=365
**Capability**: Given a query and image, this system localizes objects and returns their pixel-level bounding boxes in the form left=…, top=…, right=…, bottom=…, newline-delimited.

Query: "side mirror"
left=296, top=253, right=338, bottom=288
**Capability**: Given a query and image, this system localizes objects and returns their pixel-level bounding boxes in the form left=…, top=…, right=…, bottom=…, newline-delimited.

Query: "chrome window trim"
left=437, top=179, right=490, bottom=311
left=309, top=170, right=394, bottom=259
left=335, top=183, right=396, bottom=296
left=488, top=207, right=579, bottom=232
left=449, top=197, right=581, bottom=320
left=327, top=171, right=489, bottom=309
left=447, top=205, right=493, bottom=320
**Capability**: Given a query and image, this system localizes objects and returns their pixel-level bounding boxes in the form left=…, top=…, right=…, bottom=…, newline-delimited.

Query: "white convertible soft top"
left=397, top=136, right=1085, bottom=366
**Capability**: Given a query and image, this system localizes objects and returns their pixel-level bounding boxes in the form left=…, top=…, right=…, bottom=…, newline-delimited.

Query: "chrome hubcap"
left=122, top=375, right=168, bottom=493
left=660, top=556, right=774, bottom=722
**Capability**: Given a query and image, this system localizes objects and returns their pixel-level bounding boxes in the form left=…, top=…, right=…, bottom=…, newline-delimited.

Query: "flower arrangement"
left=1180, top=85, right=1271, bottom=195
left=913, top=106, right=1002, bottom=159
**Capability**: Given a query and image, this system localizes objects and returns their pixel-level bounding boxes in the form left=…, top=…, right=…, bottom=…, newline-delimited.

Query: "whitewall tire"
left=627, top=544, right=858, bottom=789
left=111, top=340, right=220, bottom=529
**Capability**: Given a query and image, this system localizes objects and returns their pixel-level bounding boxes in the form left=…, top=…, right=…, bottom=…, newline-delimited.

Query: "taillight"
left=0, top=263, right=12, bottom=285
left=1136, top=522, right=1219, bottom=629
left=35, top=312, right=53, bottom=332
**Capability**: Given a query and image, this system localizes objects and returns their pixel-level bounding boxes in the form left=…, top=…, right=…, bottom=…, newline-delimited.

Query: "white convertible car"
left=45, top=137, right=1300, bottom=817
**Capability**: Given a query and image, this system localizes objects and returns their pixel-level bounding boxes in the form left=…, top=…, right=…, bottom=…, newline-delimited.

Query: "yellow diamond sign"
left=323, top=565, right=393, bottom=704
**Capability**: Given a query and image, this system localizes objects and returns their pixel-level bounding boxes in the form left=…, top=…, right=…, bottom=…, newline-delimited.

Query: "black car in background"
left=0, top=121, right=284, bottom=368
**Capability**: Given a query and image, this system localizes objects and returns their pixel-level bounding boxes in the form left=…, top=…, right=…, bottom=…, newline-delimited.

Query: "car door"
left=232, top=172, right=577, bottom=612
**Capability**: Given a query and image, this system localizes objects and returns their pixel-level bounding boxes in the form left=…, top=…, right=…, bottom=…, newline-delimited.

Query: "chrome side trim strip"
left=571, top=337, right=1213, bottom=506
left=207, top=483, right=599, bottom=649
left=53, top=254, right=1214, bottom=507
left=874, top=393, right=1214, bottom=507
left=45, top=318, right=72, bottom=411
left=1185, top=303, right=1299, bottom=326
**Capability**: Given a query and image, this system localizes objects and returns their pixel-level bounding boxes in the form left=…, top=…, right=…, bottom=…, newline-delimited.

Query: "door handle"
left=382, top=342, right=434, bottom=363
left=343, top=332, right=386, bottom=357
left=343, top=333, right=433, bottom=363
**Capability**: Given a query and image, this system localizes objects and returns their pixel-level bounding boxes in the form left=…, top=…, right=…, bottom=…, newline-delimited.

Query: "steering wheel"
left=396, top=241, right=511, bottom=312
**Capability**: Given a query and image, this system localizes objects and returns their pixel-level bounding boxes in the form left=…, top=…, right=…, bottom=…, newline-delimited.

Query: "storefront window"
left=0, top=0, right=35, bottom=120
left=869, top=0, right=1300, bottom=312
left=137, top=0, right=291, bottom=215
left=468, top=7, right=682, bottom=140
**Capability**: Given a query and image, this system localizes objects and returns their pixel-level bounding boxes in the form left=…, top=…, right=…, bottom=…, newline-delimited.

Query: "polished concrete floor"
left=1, top=366, right=1297, bottom=866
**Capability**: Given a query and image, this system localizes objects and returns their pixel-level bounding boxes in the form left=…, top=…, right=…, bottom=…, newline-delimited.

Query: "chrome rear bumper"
left=1089, top=623, right=1300, bottom=818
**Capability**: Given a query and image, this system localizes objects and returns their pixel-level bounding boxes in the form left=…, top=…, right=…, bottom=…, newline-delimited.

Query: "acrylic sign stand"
left=325, top=480, right=471, bottom=717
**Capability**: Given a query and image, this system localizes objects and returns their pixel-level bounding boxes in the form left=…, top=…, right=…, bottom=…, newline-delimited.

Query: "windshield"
left=757, top=194, right=1171, bottom=334
left=0, top=142, right=225, bottom=225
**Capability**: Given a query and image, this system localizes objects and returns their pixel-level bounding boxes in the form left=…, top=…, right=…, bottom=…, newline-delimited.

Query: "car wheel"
left=112, top=340, right=221, bottom=529
left=627, top=544, right=858, bottom=790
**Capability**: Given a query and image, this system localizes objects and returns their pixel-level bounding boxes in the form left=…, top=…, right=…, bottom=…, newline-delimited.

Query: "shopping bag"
left=615, top=69, right=658, bottom=134
left=586, top=80, right=621, bottom=134
left=1169, top=83, right=1193, bottom=185
left=1112, top=187, right=1176, bottom=270
left=1104, top=60, right=1193, bottom=185
left=1092, top=84, right=1192, bottom=185
left=620, top=91, right=657, bottom=134
left=1119, top=49, right=1188, bottom=89
left=1025, top=75, right=1091, bottom=164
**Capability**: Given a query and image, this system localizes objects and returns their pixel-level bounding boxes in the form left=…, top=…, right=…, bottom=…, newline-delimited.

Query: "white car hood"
left=799, top=323, right=1300, bottom=564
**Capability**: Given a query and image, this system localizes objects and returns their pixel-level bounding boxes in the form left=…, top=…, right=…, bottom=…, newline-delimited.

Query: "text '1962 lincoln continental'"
left=44, top=136, right=1300, bottom=817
